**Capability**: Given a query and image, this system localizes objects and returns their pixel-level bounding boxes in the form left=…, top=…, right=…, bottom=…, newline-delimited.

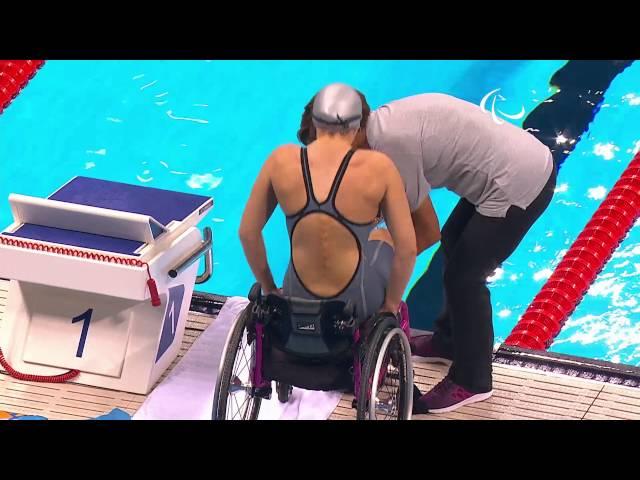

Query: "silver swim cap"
left=312, top=83, right=362, bottom=132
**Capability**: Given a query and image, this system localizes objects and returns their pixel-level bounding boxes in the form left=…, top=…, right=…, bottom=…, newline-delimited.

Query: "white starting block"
left=0, top=176, right=214, bottom=394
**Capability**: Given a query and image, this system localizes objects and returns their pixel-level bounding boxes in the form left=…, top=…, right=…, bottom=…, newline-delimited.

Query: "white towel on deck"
left=133, top=296, right=342, bottom=420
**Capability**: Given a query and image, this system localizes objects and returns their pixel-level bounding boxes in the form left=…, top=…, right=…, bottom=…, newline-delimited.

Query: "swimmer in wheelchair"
left=213, top=83, right=417, bottom=420
left=213, top=283, right=414, bottom=420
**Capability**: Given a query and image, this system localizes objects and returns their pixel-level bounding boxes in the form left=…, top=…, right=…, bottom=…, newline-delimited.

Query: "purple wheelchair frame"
left=249, top=301, right=411, bottom=399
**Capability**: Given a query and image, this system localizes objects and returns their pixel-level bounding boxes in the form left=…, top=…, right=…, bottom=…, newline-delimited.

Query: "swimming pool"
left=1, top=60, right=638, bottom=366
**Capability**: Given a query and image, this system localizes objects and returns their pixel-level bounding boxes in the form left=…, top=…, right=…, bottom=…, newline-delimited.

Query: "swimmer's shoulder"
left=266, top=144, right=301, bottom=168
left=356, top=148, right=394, bottom=166
left=270, top=144, right=300, bottom=158
left=355, top=148, right=398, bottom=176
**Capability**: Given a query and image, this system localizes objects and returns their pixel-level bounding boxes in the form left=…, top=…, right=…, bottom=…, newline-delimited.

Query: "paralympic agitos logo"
left=480, top=88, right=526, bottom=125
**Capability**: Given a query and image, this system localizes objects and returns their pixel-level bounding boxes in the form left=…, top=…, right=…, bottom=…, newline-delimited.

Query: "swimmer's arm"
left=412, top=196, right=441, bottom=254
left=239, top=153, right=279, bottom=294
left=380, top=158, right=417, bottom=314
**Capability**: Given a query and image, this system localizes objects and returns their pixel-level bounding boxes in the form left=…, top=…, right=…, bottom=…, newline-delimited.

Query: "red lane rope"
left=505, top=152, right=640, bottom=350
left=0, top=60, right=44, bottom=114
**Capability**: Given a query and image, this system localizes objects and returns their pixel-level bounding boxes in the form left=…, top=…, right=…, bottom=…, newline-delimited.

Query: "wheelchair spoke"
left=370, top=334, right=405, bottom=420
left=379, top=374, right=399, bottom=419
left=233, top=389, right=251, bottom=420
left=234, top=335, right=251, bottom=377
left=225, top=327, right=259, bottom=420
left=228, top=376, right=253, bottom=420
left=376, top=353, right=397, bottom=419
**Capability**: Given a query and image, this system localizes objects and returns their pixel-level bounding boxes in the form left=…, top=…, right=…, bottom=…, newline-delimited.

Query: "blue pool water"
left=1, top=60, right=639, bottom=365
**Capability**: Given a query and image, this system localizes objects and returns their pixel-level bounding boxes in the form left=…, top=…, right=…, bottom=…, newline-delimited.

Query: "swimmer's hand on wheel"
left=264, top=286, right=283, bottom=296
left=379, top=302, right=400, bottom=317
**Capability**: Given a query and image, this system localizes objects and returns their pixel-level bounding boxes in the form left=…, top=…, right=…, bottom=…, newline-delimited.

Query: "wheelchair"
left=212, top=283, right=413, bottom=420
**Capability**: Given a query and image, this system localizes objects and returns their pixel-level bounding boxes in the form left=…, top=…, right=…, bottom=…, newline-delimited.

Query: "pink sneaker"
left=413, top=376, right=493, bottom=414
left=409, top=334, right=453, bottom=365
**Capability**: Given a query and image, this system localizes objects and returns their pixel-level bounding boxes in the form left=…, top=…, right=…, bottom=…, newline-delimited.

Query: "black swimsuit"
left=282, top=148, right=394, bottom=319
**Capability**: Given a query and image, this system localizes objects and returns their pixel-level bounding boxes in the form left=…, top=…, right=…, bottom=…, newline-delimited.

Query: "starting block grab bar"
left=169, top=226, right=213, bottom=283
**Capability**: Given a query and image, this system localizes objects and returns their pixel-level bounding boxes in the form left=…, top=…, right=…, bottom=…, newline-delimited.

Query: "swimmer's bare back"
left=272, top=141, right=402, bottom=297
left=276, top=142, right=388, bottom=296
left=240, top=139, right=416, bottom=312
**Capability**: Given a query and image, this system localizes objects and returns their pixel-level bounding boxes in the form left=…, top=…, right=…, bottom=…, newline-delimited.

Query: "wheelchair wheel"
left=213, top=304, right=262, bottom=420
left=356, top=315, right=413, bottom=420
left=277, top=382, right=293, bottom=403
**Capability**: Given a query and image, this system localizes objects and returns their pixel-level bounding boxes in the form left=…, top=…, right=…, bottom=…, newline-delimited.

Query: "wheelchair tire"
left=213, top=304, right=262, bottom=420
left=277, top=382, right=293, bottom=403
left=356, top=315, right=413, bottom=420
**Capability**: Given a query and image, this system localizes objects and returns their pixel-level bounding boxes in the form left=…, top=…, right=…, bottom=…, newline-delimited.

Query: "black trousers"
left=432, top=164, right=557, bottom=393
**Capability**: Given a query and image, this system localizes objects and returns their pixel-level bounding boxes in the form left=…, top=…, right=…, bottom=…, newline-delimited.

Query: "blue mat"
left=4, top=408, right=132, bottom=421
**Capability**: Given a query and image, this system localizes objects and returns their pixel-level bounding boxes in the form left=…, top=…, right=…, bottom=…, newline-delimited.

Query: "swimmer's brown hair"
left=297, top=89, right=371, bottom=147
